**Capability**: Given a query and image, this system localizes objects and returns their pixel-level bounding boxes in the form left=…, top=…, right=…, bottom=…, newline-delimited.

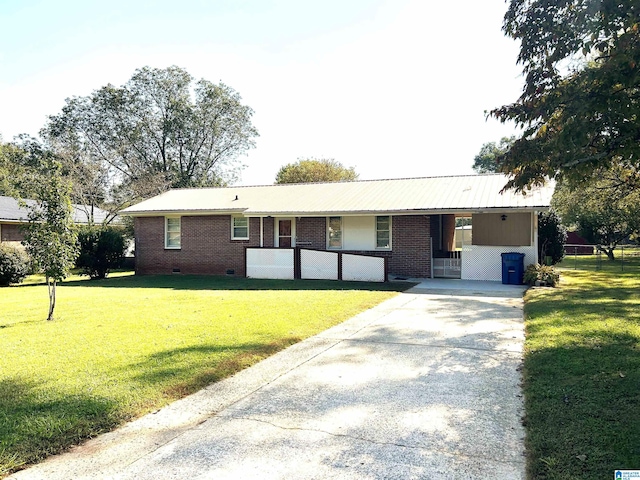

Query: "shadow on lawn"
left=0, top=377, right=121, bottom=476
left=125, top=337, right=302, bottom=399
left=524, top=340, right=640, bottom=479
left=59, top=274, right=414, bottom=293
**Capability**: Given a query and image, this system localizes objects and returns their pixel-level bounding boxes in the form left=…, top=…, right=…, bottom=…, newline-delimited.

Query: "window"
left=376, top=216, right=391, bottom=249
left=232, top=216, right=249, bottom=240
left=165, top=217, right=181, bottom=249
left=328, top=216, right=342, bottom=248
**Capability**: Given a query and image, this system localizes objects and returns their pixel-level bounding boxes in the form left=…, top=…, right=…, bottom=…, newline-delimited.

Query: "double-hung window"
left=232, top=216, right=249, bottom=240
left=328, top=216, right=342, bottom=248
left=376, top=216, right=391, bottom=249
left=165, top=217, right=181, bottom=249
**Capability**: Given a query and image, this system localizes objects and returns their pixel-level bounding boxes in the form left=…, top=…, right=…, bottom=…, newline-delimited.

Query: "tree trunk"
left=604, top=248, right=615, bottom=261
left=47, top=277, right=56, bottom=321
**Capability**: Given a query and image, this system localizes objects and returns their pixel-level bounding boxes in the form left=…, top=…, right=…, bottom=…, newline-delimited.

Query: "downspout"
left=430, top=237, right=434, bottom=279
left=260, top=217, right=264, bottom=247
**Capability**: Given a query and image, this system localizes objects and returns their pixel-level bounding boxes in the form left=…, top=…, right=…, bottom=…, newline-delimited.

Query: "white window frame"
left=375, top=216, right=392, bottom=249
left=327, top=216, right=342, bottom=249
left=232, top=216, right=249, bottom=240
left=165, top=216, right=181, bottom=249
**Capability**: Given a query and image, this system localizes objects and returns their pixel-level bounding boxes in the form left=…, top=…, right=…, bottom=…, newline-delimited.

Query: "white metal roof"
left=121, top=175, right=554, bottom=217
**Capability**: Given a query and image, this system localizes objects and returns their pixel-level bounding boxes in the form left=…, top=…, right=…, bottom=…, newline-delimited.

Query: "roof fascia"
left=242, top=206, right=550, bottom=217
left=120, top=208, right=247, bottom=217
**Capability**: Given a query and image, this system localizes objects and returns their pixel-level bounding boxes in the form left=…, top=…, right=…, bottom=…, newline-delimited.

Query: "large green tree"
left=22, top=159, right=78, bottom=321
left=490, top=1, right=640, bottom=192
left=275, top=158, right=358, bottom=184
left=0, top=136, right=52, bottom=198
left=44, top=66, right=259, bottom=209
left=552, top=170, right=640, bottom=260
left=472, top=137, right=515, bottom=173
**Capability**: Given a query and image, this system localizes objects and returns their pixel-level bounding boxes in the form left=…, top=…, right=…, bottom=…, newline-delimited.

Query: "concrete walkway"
left=11, top=280, right=527, bottom=480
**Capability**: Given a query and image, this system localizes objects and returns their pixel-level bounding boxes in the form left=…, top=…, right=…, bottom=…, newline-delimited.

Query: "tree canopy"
left=275, top=158, right=358, bottom=184
left=552, top=169, right=640, bottom=260
left=0, top=136, right=54, bottom=198
left=490, top=1, right=640, bottom=192
left=44, top=66, right=258, bottom=209
left=472, top=137, right=515, bottom=173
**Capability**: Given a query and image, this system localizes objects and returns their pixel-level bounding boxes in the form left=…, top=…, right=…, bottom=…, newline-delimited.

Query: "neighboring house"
left=121, top=174, right=554, bottom=282
left=0, top=195, right=112, bottom=245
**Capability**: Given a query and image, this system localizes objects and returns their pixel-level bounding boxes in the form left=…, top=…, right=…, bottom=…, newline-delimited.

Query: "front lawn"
left=523, top=264, right=640, bottom=479
left=0, top=274, right=409, bottom=476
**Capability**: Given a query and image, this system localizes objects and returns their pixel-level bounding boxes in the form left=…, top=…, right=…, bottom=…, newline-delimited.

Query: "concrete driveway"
left=10, top=280, right=527, bottom=480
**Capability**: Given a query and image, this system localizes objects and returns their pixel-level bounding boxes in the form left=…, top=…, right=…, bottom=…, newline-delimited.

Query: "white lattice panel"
left=301, top=250, right=338, bottom=280
left=246, top=248, right=294, bottom=279
left=461, top=245, right=537, bottom=281
left=343, top=254, right=385, bottom=282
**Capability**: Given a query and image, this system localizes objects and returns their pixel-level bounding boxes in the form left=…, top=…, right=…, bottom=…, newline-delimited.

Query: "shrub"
left=538, top=210, right=567, bottom=265
left=76, top=226, right=126, bottom=280
left=524, top=263, right=560, bottom=287
left=0, top=244, right=30, bottom=286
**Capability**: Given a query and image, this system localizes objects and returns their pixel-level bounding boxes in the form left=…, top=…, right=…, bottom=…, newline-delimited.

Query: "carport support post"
left=337, top=252, right=343, bottom=280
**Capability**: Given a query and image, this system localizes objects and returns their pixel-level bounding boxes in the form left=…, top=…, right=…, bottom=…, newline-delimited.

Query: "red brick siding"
left=134, top=214, right=431, bottom=278
left=262, top=217, right=274, bottom=247
left=389, top=215, right=431, bottom=277
left=296, top=217, right=326, bottom=249
left=0, top=223, right=24, bottom=242
left=296, top=215, right=432, bottom=278
left=135, top=216, right=261, bottom=276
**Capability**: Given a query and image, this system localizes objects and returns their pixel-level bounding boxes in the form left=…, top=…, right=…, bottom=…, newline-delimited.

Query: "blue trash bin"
left=501, top=252, right=525, bottom=285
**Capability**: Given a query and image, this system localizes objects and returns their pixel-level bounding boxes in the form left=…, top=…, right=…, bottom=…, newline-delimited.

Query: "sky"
left=0, top=0, right=524, bottom=186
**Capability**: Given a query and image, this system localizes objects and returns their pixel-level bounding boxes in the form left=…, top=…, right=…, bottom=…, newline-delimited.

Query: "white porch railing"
left=246, top=247, right=387, bottom=282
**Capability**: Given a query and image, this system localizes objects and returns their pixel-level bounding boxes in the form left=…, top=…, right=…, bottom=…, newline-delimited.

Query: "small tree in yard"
left=23, top=160, right=78, bottom=321
left=77, top=226, right=126, bottom=279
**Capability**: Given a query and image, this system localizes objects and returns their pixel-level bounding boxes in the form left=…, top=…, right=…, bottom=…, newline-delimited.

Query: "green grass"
left=523, top=262, right=640, bottom=479
left=562, top=247, right=640, bottom=273
left=0, top=273, right=410, bottom=476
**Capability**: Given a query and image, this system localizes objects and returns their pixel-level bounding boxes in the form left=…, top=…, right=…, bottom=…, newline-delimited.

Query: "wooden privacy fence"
left=245, top=247, right=388, bottom=282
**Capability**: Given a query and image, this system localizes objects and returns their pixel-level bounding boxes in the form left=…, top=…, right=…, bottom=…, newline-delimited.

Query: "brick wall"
left=263, top=217, right=274, bottom=247
left=135, top=215, right=261, bottom=276
left=134, top=214, right=432, bottom=278
left=294, top=215, right=431, bottom=278
left=296, top=217, right=325, bottom=249
left=389, top=215, right=431, bottom=277
left=0, top=223, right=25, bottom=242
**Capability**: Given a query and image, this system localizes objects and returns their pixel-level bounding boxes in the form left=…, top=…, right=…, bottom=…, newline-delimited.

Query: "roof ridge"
left=165, top=174, right=506, bottom=191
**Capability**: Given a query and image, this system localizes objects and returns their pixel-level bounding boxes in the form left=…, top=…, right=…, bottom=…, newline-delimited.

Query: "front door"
left=278, top=220, right=292, bottom=247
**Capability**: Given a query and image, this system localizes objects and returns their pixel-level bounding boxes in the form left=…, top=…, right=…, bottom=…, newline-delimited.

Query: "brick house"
left=122, top=175, right=554, bottom=281
left=0, top=195, right=112, bottom=245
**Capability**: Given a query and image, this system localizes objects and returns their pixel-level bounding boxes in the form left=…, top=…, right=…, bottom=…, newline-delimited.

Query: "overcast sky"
left=0, top=0, right=525, bottom=186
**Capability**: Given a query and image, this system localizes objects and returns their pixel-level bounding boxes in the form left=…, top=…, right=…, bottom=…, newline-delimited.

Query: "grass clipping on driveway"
left=0, top=274, right=408, bottom=476
left=523, top=265, right=640, bottom=479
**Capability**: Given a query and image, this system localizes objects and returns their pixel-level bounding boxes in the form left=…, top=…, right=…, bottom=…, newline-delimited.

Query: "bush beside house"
left=0, top=244, right=30, bottom=286
left=76, top=226, right=127, bottom=279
